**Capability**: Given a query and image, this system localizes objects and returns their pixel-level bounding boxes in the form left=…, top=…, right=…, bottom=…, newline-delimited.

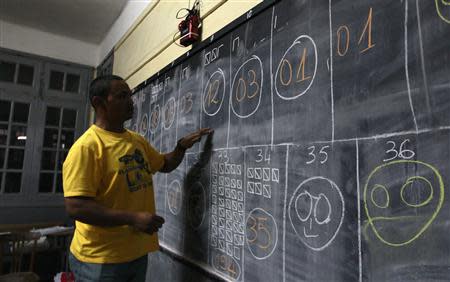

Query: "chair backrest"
left=9, top=232, right=39, bottom=273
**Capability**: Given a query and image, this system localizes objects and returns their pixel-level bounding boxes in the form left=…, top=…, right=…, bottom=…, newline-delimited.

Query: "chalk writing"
left=288, top=176, right=345, bottom=251
left=246, top=208, right=278, bottom=260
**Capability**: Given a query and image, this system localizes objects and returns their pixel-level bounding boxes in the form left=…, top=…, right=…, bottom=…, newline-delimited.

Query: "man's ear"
left=92, top=96, right=106, bottom=110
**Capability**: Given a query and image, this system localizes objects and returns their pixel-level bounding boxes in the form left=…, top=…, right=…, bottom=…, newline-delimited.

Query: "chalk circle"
left=139, top=113, right=148, bottom=136
left=295, top=191, right=313, bottom=222
left=139, top=91, right=146, bottom=102
left=149, top=104, right=160, bottom=134
left=363, top=160, right=444, bottom=247
left=167, top=180, right=182, bottom=215
left=370, top=184, right=390, bottom=209
left=313, top=194, right=331, bottom=224
left=230, top=55, right=264, bottom=118
left=436, top=0, right=450, bottom=23
left=294, top=191, right=332, bottom=225
left=187, top=181, right=206, bottom=229
left=400, top=176, right=434, bottom=208
left=288, top=176, right=345, bottom=251
left=275, top=35, right=318, bottom=100
left=212, top=252, right=241, bottom=280
left=163, top=97, right=176, bottom=129
left=202, top=69, right=226, bottom=116
left=245, top=208, right=278, bottom=260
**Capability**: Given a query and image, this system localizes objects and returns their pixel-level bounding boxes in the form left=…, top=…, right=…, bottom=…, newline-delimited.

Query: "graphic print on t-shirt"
left=118, top=149, right=153, bottom=192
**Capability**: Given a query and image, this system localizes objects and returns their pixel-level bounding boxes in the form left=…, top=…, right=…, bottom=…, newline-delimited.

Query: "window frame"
left=0, top=53, right=40, bottom=91
left=0, top=48, right=92, bottom=207
left=0, top=87, right=39, bottom=205
left=30, top=99, right=88, bottom=205
left=44, top=62, right=89, bottom=101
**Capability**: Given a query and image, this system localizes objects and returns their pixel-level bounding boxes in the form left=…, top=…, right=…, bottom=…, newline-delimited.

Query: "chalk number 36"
left=383, top=139, right=415, bottom=162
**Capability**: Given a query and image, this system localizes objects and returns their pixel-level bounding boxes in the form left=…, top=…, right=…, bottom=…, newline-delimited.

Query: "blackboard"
left=126, top=0, right=450, bottom=281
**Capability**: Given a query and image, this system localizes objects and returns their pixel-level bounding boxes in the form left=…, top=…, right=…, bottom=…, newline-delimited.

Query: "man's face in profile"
left=103, top=79, right=134, bottom=122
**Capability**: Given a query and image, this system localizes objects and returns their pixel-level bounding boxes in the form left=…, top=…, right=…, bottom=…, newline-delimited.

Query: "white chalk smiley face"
left=289, top=177, right=345, bottom=251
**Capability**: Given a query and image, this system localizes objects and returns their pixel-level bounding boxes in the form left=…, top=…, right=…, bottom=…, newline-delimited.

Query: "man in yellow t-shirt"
left=63, top=75, right=212, bottom=282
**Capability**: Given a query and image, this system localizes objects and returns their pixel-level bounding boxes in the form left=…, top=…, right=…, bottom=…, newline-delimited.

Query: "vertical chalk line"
left=270, top=7, right=275, bottom=147
left=415, top=0, right=433, bottom=119
left=329, top=0, right=336, bottom=142
left=282, top=145, right=289, bottom=282
left=404, top=0, right=419, bottom=133
left=356, top=138, right=362, bottom=282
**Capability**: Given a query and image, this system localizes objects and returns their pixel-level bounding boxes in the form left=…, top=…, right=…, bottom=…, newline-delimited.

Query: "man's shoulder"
left=127, top=129, right=148, bottom=144
left=126, top=130, right=159, bottom=152
left=70, top=126, right=101, bottom=152
left=127, top=129, right=143, bottom=139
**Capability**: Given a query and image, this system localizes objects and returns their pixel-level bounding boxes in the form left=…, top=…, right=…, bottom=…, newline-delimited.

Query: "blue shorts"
left=68, top=252, right=148, bottom=282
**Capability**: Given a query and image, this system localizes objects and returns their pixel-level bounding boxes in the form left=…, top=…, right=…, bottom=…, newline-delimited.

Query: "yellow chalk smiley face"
left=364, top=160, right=444, bottom=247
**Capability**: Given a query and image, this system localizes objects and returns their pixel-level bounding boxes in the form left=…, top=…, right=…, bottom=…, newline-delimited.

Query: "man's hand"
left=177, top=128, right=213, bottom=150
left=64, top=197, right=165, bottom=233
left=132, top=212, right=165, bottom=235
left=160, top=128, right=213, bottom=173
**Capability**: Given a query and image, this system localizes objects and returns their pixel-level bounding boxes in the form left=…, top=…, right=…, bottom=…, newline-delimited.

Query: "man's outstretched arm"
left=160, top=128, right=213, bottom=173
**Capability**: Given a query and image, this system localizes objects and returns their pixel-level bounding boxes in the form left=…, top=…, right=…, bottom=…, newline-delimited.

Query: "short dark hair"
left=89, top=75, right=124, bottom=107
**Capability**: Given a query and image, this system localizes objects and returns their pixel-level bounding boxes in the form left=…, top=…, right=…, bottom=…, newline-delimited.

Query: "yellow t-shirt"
left=62, top=124, right=165, bottom=263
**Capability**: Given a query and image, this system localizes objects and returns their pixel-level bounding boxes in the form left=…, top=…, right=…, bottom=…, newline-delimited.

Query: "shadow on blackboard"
left=181, top=133, right=216, bottom=282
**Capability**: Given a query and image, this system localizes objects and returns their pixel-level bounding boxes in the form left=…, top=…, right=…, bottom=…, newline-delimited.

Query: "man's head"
left=89, top=75, right=134, bottom=123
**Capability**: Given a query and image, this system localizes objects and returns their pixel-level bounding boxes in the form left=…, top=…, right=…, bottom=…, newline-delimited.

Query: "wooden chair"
left=0, top=232, right=40, bottom=281
left=10, top=232, right=40, bottom=273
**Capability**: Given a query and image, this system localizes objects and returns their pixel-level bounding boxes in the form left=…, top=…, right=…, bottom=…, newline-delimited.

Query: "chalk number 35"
left=306, top=145, right=330, bottom=164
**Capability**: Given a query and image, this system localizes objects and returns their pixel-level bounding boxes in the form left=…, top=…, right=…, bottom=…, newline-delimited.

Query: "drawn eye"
left=400, top=176, right=434, bottom=208
left=371, top=184, right=390, bottom=208
left=314, top=193, right=331, bottom=225
left=295, top=191, right=313, bottom=222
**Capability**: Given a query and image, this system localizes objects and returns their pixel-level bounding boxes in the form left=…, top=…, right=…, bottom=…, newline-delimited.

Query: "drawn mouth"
left=303, top=227, right=319, bottom=238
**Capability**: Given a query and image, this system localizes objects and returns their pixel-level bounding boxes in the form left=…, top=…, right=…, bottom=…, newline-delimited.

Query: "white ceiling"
left=0, top=0, right=129, bottom=44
